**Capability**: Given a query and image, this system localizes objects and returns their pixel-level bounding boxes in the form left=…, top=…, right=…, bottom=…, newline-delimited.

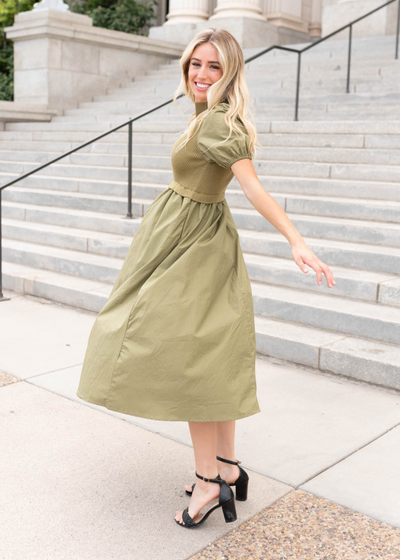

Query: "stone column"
left=163, top=0, right=210, bottom=24
left=309, top=0, right=322, bottom=37
left=210, top=0, right=267, bottom=20
left=265, top=0, right=309, bottom=33
left=322, top=0, right=395, bottom=37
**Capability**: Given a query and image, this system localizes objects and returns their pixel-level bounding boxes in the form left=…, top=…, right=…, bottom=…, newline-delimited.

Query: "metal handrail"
left=1, top=0, right=399, bottom=298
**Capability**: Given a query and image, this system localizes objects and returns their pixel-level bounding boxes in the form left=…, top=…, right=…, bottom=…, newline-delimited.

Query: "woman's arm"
left=231, top=158, right=336, bottom=288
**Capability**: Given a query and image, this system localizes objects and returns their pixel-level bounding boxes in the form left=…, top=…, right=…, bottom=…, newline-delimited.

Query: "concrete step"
left=3, top=216, right=397, bottom=304
left=10, top=173, right=392, bottom=225
left=6, top=154, right=400, bottom=184
left=254, top=314, right=400, bottom=390
left=233, top=175, right=400, bottom=202
left=2, top=218, right=133, bottom=259
left=270, top=121, right=400, bottom=134
left=2, top=238, right=122, bottom=284
left=252, top=282, right=400, bottom=344
left=3, top=260, right=399, bottom=390
left=2, top=131, right=400, bottom=152
left=52, top=102, right=400, bottom=123
left=1, top=201, right=141, bottom=236
left=4, top=143, right=400, bottom=167
left=1, top=186, right=152, bottom=216
left=3, top=199, right=400, bottom=278
left=5, top=119, right=400, bottom=135
left=239, top=228, right=400, bottom=277
left=3, top=236, right=400, bottom=344
left=232, top=206, right=400, bottom=247
left=3, top=184, right=400, bottom=246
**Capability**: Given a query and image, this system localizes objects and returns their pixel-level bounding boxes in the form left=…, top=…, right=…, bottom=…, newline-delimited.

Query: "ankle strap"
left=195, top=472, right=222, bottom=483
left=216, top=456, right=241, bottom=465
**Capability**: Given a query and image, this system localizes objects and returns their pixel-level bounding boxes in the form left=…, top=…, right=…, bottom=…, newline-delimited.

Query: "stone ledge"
left=5, top=9, right=184, bottom=56
left=0, top=101, right=58, bottom=123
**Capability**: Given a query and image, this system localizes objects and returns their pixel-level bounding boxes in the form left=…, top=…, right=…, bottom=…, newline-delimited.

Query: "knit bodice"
left=168, top=101, right=252, bottom=204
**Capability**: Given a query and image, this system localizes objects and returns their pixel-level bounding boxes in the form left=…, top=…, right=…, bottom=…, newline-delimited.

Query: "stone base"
left=5, top=9, right=183, bottom=110
left=322, top=0, right=399, bottom=38
left=149, top=17, right=312, bottom=49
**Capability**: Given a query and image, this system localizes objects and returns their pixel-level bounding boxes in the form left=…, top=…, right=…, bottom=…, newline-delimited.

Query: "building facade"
left=151, top=0, right=398, bottom=47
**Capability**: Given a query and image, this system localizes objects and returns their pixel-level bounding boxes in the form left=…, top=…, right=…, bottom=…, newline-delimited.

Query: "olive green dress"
left=76, top=101, right=261, bottom=422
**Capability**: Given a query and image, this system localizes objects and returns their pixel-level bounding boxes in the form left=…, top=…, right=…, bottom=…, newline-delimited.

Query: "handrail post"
left=346, top=24, right=353, bottom=93
left=294, top=51, right=301, bottom=121
left=396, top=0, right=400, bottom=59
left=126, top=121, right=133, bottom=219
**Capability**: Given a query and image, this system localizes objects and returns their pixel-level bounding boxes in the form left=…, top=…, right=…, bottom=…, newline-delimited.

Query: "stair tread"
left=3, top=237, right=400, bottom=321
left=252, top=282, right=400, bottom=321
left=4, top=187, right=400, bottom=228
left=254, top=314, right=400, bottom=360
left=3, top=216, right=397, bottom=283
left=3, top=261, right=399, bottom=360
left=3, top=237, right=123, bottom=267
left=3, top=198, right=400, bottom=254
left=239, top=227, right=400, bottom=256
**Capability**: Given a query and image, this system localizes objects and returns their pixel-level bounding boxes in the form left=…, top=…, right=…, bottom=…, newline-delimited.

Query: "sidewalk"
left=1, top=290, right=399, bottom=559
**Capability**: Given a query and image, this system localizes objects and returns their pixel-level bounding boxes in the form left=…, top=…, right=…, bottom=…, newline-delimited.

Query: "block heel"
left=221, top=497, right=237, bottom=523
left=235, top=480, right=248, bottom=501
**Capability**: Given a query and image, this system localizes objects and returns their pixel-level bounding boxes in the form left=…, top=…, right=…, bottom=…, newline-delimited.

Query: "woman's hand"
left=291, top=241, right=336, bottom=288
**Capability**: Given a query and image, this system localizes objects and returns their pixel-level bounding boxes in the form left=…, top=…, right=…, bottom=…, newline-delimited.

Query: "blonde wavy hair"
left=172, top=28, right=259, bottom=158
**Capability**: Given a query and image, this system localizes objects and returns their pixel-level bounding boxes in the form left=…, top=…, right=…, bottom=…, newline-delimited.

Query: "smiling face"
left=188, top=42, right=223, bottom=103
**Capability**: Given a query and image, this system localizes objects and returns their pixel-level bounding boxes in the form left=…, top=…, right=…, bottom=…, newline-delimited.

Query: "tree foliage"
left=0, top=0, right=36, bottom=101
left=69, top=0, right=157, bottom=36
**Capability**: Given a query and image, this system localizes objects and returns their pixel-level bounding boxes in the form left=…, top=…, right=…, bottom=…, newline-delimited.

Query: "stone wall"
left=5, top=9, right=183, bottom=111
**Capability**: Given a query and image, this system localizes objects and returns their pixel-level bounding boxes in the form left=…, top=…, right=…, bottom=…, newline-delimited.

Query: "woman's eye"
left=191, top=62, right=220, bottom=70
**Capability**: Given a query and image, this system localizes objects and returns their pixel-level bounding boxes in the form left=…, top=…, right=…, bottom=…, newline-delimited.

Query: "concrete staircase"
left=1, top=34, right=400, bottom=391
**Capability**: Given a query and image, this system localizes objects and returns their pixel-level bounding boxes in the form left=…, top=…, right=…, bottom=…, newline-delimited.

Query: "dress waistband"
left=168, top=181, right=225, bottom=205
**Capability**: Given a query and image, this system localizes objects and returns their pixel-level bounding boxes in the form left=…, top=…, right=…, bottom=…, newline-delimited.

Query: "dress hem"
left=76, top=391, right=261, bottom=423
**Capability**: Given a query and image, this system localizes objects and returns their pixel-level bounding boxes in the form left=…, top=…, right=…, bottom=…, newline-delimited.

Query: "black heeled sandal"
left=185, top=456, right=249, bottom=501
left=176, top=472, right=237, bottom=528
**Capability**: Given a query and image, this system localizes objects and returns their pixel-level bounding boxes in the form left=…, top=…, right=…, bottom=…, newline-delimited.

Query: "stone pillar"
left=322, top=0, right=398, bottom=37
left=163, top=0, right=210, bottom=24
left=309, top=0, right=322, bottom=37
left=210, top=0, right=267, bottom=20
left=265, top=0, right=309, bottom=34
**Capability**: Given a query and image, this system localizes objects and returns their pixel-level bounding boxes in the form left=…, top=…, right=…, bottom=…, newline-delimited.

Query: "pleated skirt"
left=76, top=186, right=261, bottom=422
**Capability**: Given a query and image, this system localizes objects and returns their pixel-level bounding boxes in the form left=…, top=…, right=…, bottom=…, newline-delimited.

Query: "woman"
left=76, top=28, right=335, bottom=529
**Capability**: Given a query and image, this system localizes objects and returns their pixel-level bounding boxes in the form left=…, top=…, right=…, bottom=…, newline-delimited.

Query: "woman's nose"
left=197, top=67, right=209, bottom=79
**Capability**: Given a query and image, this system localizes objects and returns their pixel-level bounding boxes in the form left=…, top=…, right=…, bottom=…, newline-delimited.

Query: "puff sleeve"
left=197, top=104, right=252, bottom=169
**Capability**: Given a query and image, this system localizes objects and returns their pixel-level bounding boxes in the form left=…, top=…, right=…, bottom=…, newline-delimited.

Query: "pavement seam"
left=296, top=419, right=400, bottom=489
left=22, top=362, right=84, bottom=380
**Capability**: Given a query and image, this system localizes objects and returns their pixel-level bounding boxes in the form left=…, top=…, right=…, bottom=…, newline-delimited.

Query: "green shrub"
left=70, top=0, right=158, bottom=36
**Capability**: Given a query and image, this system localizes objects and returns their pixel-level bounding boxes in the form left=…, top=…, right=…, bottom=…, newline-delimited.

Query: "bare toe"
left=175, top=511, right=185, bottom=525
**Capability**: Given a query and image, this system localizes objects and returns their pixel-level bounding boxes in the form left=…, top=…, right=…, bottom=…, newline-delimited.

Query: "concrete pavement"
left=1, top=289, right=399, bottom=559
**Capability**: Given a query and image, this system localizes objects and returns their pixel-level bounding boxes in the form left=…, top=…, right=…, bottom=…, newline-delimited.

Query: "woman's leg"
left=183, top=420, right=241, bottom=494
left=216, top=420, right=241, bottom=483
left=175, top=421, right=221, bottom=525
